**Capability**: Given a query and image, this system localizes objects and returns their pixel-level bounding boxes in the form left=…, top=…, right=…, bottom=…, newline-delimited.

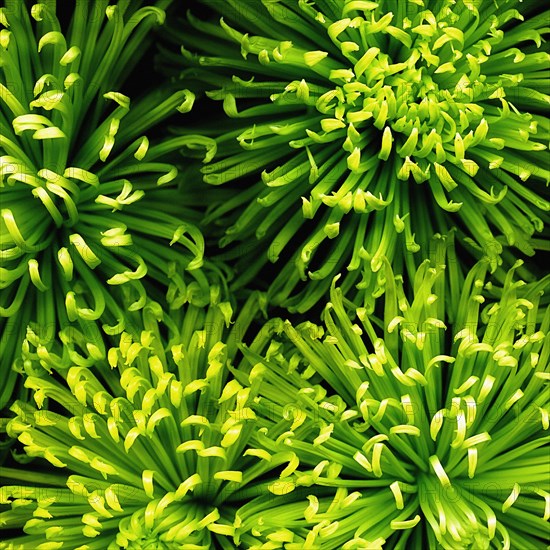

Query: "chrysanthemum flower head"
left=0, top=289, right=304, bottom=549
left=0, top=1, right=218, bottom=412
left=234, top=240, right=550, bottom=548
left=167, top=0, right=550, bottom=312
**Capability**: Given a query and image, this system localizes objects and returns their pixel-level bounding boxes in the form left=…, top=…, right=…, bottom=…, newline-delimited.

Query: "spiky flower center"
left=0, top=1, right=218, bottom=356
left=231, top=1, right=547, bottom=205
left=238, top=239, right=550, bottom=548
left=295, top=7, right=495, bottom=180
left=1, top=296, right=294, bottom=548
left=174, top=0, right=549, bottom=312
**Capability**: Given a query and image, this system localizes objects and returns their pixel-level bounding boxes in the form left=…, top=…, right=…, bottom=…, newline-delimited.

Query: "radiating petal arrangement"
left=165, top=0, right=550, bottom=312
left=237, top=241, right=549, bottom=548
left=0, top=1, right=548, bottom=549
left=2, top=292, right=283, bottom=549
left=0, top=0, right=219, bottom=418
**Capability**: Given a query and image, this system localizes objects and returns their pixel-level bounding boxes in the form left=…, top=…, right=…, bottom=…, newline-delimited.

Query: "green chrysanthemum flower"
left=0, top=1, right=218, bottom=414
left=0, top=291, right=305, bottom=549
left=166, top=0, right=549, bottom=312
left=233, top=240, right=550, bottom=548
